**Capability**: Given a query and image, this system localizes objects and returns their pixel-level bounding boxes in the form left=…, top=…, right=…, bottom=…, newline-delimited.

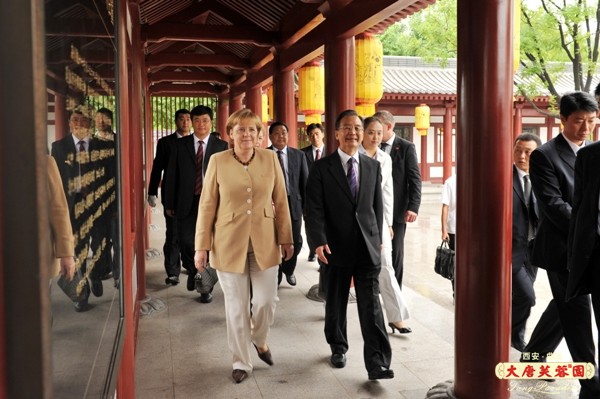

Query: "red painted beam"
left=143, top=23, right=274, bottom=46
left=148, top=70, right=233, bottom=84
left=146, top=53, right=248, bottom=69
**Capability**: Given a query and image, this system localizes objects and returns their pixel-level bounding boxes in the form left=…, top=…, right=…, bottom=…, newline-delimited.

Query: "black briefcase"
left=434, top=240, right=455, bottom=280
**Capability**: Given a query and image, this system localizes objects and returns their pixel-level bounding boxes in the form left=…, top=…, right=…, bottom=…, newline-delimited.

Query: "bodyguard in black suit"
left=374, top=110, right=421, bottom=287
left=164, top=105, right=228, bottom=301
left=268, top=122, right=309, bottom=286
left=305, top=110, right=393, bottom=381
left=527, top=92, right=599, bottom=397
left=148, top=109, right=191, bottom=285
left=510, top=133, right=542, bottom=352
left=567, top=140, right=600, bottom=373
left=301, top=123, right=325, bottom=262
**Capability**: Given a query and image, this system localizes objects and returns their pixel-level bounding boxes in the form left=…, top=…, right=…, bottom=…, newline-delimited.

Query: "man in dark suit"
left=301, top=122, right=325, bottom=262
left=567, top=140, right=600, bottom=373
left=374, top=110, right=421, bottom=287
left=304, top=109, right=393, bottom=381
left=269, top=121, right=309, bottom=286
left=527, top=92, right=599, bottom=397
left=511, top=133, right=542, bottom=352
left=51, top=110, right=111, bottom=311
left=148, top=109, right=191, bottom=286
left=164, top=105, right=227, bottom=302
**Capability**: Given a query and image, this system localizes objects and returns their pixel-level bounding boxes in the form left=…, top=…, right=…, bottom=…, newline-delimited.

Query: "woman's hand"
left=194, top=250, right=208, bottom=272
left=281, top=244, right=294, bottom=261
left=59, top=256, right=76, bottom=281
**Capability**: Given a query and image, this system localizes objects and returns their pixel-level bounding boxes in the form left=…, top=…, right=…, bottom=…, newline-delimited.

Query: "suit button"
left=247, top=199, right=251, bottom=203
left=247, top=188, right=252, bottom=192
left=247, top=210, right=252, bottom=215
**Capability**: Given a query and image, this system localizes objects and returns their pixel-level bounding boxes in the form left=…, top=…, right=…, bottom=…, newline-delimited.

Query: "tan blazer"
left=195, top=148, right=293, bottom=273
left=47, top=155, right=75, bottom=276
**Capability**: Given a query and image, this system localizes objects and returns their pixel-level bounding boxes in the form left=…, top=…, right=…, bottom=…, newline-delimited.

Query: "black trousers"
left=527, top=269, right=599, bottom=397
left=177, top=195, right=200, bottom=275
left=163, top=208, right=181, bottom=277
left=511, top=263, right=537, bottom=351
left=279, top=215, right=302, bottom=276
left=322, top=243, right=391, bottom=373
left=391, top=221, right=407, bottom=287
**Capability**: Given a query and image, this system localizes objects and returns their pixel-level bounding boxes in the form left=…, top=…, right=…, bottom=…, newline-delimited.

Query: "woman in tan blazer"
left=194, top=109, right=293, bottom=384
left=47, top=155, right=75, bottom=280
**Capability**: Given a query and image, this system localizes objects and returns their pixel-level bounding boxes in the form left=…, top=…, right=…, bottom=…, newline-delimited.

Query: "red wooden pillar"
left=230, top=92, right=243, bottom=113
left=54, top=92, right=67, bottom=140
left=273, top=54, right=298, bottom=148
left=546, top=115, right=554, bottom=142
left=324, top=36, right=355, bottom=154
left=116, top=1, right=135, bottom=398
left=420, top=134, right=428, bottom=181
left=513, top=102, right=523, bottom=139
left=217, top=94, right=229, bottom=140
left=245, top=85, right=262, bottom=120
left=443, top=102, right=453, bottom=182
left=455, top=0, right=512, bottom=397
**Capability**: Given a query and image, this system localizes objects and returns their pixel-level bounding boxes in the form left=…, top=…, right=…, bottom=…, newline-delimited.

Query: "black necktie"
left=524, top=175, right=535, bottom=240
left=380, top=142, right=388, bottom=152
left=277, top=150, right=288, bottom=192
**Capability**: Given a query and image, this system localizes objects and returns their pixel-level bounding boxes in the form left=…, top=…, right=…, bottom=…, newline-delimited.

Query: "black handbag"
left=434, top=240, right=455, bottom=280
left=195, top=263, right=219, bottom=295
left=57, top=267, right=91, bottom=302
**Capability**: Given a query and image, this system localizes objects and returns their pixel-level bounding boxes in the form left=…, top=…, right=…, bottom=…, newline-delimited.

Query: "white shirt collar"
left=337, top=148, right=360, bottom=164
left=563, top=134, right=585, bottom=154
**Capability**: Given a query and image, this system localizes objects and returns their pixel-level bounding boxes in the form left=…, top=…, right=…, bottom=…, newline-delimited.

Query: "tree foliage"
left=378, top=0, right=600, bottom=102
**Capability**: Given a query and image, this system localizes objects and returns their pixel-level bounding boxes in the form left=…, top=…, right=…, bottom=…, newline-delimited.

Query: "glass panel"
left=45, top=0, right=122, bottom=396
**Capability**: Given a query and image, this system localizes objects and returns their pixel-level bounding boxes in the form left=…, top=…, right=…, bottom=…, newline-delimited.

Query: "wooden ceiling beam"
left=143, top=23, right=274, bottom=47
left=279, top=0, right=418, bottom=71
left=149, top=82, right=221, bottom=96
left=146, top=53, right=248, bottom=69
left=148, top=71, right=233, bottom=84
left=46, top=20, right=114, bottom=39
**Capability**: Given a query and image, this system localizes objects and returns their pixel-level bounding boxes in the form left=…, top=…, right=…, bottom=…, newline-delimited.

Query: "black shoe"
left=200, top=293, right=213, bottom=303
left=368, top=367, right=394, bottom=380
left=187, top=272, right=196, bottom=291
left=74, top=299, right=89, bottom=312
left=286, top=274, right=297, bottom=286
left=113, top=278, right=120, bottom=288
left=388, top=322, right=411, bottom=334
left=165, top=275, right=179, bottom=285
left=91, top=278, right=103, bottom=297
left=308, top=254, right=316, bottom=262
left=253, top=343, right=274, bottom=366
left=232, top=369, right=247, bottom=383
left=330, top=353, right=346, bottom=368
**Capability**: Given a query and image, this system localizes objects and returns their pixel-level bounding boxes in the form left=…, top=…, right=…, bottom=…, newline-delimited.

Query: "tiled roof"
left=383, top=56, right=597, bottom=97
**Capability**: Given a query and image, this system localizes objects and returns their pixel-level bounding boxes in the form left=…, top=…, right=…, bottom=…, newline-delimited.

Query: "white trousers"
left=217, top=243, right=279, bottom=372
left=379, top=225, right=410, bottom=323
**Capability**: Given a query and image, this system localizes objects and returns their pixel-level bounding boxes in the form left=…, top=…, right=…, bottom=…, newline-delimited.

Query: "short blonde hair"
left=226, top=109, right=263, bottom=135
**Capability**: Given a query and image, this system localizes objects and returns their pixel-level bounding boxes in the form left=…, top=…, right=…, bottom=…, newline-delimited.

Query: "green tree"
left=520, top=0, right=600, bottom=98
left=378, top=0, right=600, bottom=104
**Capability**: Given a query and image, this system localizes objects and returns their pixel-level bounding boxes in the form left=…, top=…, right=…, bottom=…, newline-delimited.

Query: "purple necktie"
left=315, top=148, right=321, bottom=160
left=195, top=141, right=204, bottom=195
left=347, top=158, right=357, bottom=198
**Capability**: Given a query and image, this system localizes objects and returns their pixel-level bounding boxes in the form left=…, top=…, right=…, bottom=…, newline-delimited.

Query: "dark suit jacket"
left=304, top=150, right=383, bottom=266
left=389, top=136, right=422, bottom=223
left=51, top=135, right=112, bottom=221
left=269, top=146, right=309, bottom=220
left=529, top=133, right=587, bottom=272
left=148, top=132, right=179, bottom=203
left=164, top=134, right=228, bottom=219
left=512, top=165, right=538, bottom=271
left=566, top=141, right=600, bottom=300
left=301, top=145, right=325, bottom=171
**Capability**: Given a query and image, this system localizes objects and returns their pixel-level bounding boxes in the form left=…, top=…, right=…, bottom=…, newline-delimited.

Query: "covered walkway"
left=135, top=188, right=581, bottom=399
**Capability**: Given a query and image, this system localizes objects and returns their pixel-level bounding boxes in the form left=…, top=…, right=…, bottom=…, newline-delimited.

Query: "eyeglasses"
left=340, top=125, right=364, bottom=133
